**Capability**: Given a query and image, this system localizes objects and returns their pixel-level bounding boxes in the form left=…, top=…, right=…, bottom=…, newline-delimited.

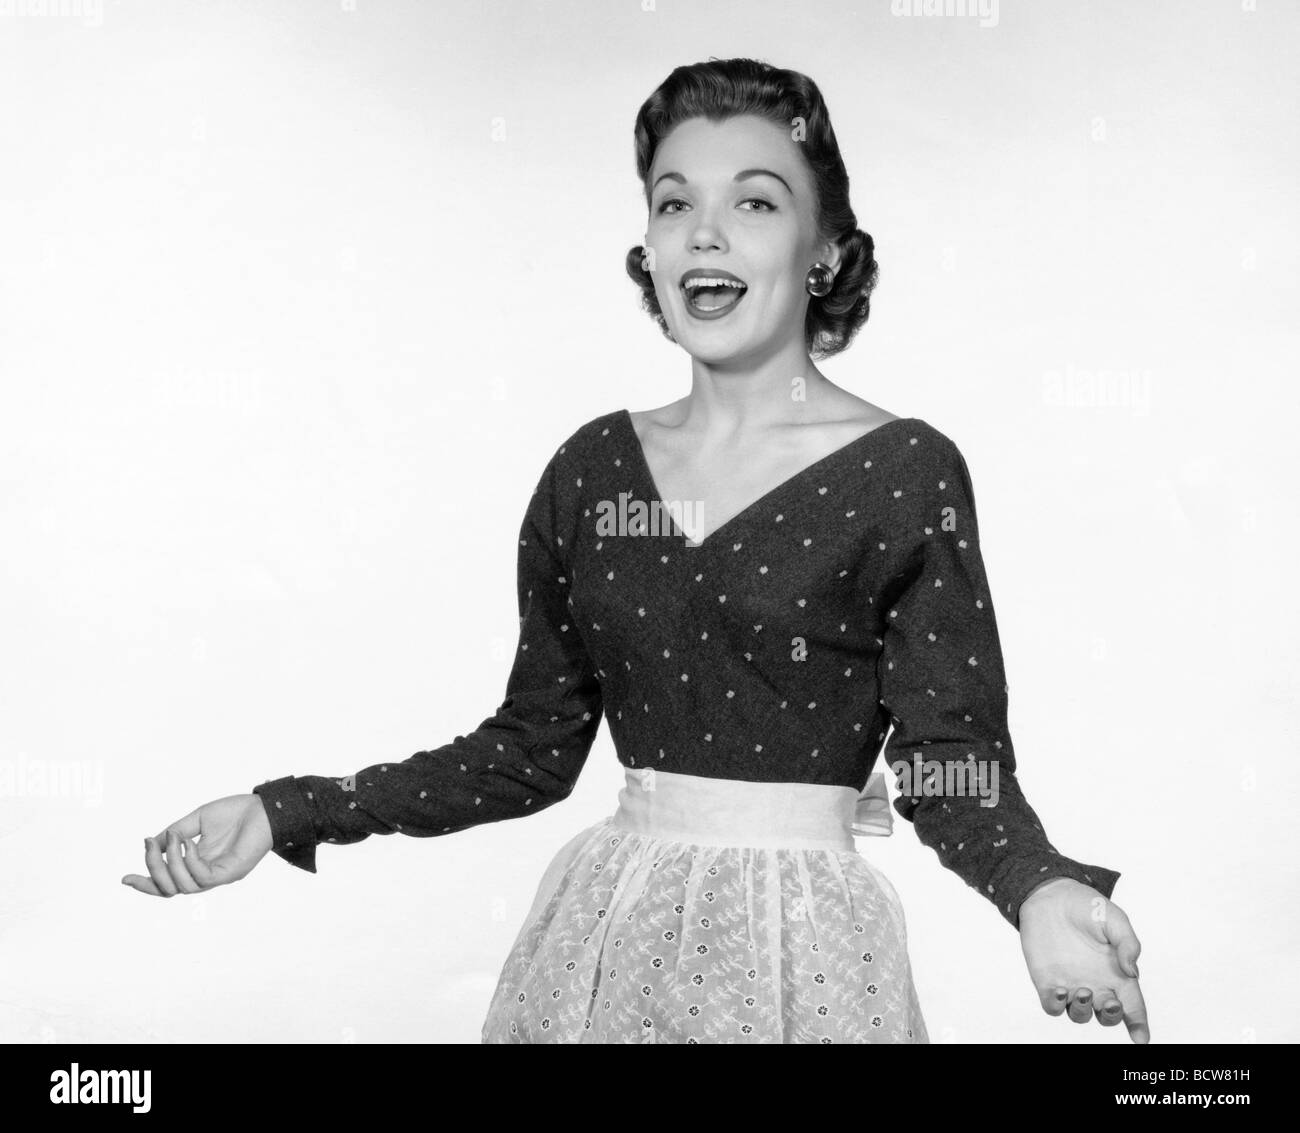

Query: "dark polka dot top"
left=254, top=409, right=1121, bottom=929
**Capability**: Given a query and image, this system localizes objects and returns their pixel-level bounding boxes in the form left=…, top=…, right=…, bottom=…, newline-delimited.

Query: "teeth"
left=682, top=277, right=746, bottom=291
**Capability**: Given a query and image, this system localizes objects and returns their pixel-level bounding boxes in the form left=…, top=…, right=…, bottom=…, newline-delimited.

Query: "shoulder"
left=808, top=389, right=964, bottom=468
left=568, top=409, right=627, bottom=449
left=873, top=416, right=966, bottom=470
left=519, top=411, right=624, bottom=555
left=542, top=410, right=622, bottom=456
left=524, top=410, right=625, bottom=517
left=872, top=419, right=983, bottom=515
left=534, top=410, right=625, bottom=475
left=922, top=419, right=965, bottom=455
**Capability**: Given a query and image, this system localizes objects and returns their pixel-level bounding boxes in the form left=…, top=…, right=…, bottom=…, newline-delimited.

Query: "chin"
left=678, top=339, right=762, bottom=367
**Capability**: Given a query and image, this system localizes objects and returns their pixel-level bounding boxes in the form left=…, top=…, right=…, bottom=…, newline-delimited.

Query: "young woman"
left=123, top=57, right=1147, bottom=1045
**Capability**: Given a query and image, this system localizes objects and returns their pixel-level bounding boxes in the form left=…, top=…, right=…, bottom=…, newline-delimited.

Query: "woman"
left=123, top=57, right=1147, bottom=1045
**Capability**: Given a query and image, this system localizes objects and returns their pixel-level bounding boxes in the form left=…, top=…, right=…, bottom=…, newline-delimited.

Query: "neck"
left=678, top=351, right=835, bottom=434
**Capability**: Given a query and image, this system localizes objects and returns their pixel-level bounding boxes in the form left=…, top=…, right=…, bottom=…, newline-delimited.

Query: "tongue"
left=694, top=285, right=740, bottom=310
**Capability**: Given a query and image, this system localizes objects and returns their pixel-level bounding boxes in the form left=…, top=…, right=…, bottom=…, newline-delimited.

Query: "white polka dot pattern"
left=251, top=409, right=1120, bottom=947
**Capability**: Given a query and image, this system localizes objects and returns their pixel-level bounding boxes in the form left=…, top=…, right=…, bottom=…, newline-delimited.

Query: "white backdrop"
left=1, top=0, right=1295, bottom=1044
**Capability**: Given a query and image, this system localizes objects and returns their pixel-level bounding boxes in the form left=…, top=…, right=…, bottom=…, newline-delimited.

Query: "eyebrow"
left=650, top=168, right=794, bottom=196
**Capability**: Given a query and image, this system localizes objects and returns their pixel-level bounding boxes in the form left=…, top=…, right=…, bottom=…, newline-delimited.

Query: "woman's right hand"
left=121, top=794, right=275, bottom=897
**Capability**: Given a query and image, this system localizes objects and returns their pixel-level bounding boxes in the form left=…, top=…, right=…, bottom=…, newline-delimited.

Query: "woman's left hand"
left=1017, top=877, right=1149, bottom=1043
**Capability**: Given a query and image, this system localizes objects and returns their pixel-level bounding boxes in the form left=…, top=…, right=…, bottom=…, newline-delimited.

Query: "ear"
left=818, top=234, right=844, bottom=276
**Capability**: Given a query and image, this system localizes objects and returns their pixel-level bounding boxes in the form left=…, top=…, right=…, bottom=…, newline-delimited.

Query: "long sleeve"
left=251, top=441, right=605, bottom=873
left=874, top=432, right=1120, bottom=929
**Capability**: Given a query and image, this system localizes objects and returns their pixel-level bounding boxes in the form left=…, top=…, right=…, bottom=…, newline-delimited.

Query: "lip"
left=679, top=267, right=748, bottom=321
left=679, top=268, right=748, bottom=288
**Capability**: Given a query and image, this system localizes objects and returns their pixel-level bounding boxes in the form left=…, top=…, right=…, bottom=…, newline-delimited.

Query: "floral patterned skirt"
left=480, top=767, right=928, bottom=1044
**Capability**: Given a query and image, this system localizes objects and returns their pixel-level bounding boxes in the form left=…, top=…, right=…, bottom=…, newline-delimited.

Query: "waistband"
left=610, top=766, right=890, bottom=852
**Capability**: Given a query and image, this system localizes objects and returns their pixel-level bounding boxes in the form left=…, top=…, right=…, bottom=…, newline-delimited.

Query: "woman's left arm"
left=874, top=426, right=1147, bottom=1042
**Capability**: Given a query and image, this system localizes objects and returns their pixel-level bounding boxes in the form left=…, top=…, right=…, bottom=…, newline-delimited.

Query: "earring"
left=805, top=262, right=834, bottom=297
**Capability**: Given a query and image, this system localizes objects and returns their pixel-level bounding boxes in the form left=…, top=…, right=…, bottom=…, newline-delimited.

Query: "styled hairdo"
left=624, top=57, right=878, bottom=360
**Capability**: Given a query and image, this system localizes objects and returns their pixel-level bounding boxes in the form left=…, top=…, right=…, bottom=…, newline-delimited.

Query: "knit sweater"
left=253, top=409, right=1121, bottom=929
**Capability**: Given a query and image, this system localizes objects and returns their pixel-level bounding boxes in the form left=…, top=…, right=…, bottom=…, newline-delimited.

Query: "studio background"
left=1, top=0, right=1295, bottom=1043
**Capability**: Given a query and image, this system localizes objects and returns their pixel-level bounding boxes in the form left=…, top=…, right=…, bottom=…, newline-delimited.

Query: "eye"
left=655, top=197, right=776, bottom=215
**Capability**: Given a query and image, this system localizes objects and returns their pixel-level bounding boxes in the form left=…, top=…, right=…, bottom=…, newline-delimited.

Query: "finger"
left=1067, top=987, right=1095, bottom=1023
left=120, top=872, right=166, bottom=897
left=1038, top=985, right=1070, bottom=1017
left=144, top=836, right=178, bottom=897
left=153, top=808, right=203, bottom=846
left=1093, top=987, right=1125, bottom=1028
left=180, top=837, right=222, bottom=888
left=1121, top=978, right=1150, bottom=1045
left=1099, top=902, right=1141, bottom=978
left=162, top=829, right=202, bottom=895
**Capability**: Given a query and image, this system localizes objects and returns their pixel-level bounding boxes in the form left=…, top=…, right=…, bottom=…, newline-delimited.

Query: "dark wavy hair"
left=624, top=57, right=878, bottom=360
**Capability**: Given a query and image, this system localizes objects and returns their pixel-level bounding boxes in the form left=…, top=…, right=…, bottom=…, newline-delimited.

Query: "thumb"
left=152, top=807, right=203, bottom=846
left=1100, top=901, right=1141, bottom=978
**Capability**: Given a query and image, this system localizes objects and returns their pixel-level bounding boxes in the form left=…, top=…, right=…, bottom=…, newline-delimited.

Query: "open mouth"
left=680, top=274, right=748, bottom=316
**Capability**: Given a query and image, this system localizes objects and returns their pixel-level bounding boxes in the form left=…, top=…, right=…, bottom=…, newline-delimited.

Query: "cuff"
left=1002, top=855, right=1121, bottom=930
left=252, top=776, right=319, bottom=874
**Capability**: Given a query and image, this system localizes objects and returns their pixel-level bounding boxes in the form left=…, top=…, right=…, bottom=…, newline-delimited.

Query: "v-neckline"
left=617, top=408, right=917, bottom=550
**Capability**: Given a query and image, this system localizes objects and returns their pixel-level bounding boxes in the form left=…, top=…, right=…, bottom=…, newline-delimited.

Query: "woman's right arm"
left=124, top=432, right=604, bottom=892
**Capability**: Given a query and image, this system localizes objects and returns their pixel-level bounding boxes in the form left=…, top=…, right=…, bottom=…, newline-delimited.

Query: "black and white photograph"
left=1, top=0, right=1295, bottom=1080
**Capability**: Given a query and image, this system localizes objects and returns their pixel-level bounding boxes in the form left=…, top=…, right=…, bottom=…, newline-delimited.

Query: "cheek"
left=652, top=278, right=681, bottom=311
left=748, top=280, right=802, bottom=310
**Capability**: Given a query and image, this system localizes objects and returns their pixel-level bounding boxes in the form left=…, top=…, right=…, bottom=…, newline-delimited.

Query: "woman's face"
left=644, top=114, right=835, bottom=366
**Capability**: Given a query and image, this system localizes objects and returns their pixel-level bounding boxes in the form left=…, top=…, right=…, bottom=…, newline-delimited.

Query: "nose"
left=688, top=206, right=728, bottom=254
